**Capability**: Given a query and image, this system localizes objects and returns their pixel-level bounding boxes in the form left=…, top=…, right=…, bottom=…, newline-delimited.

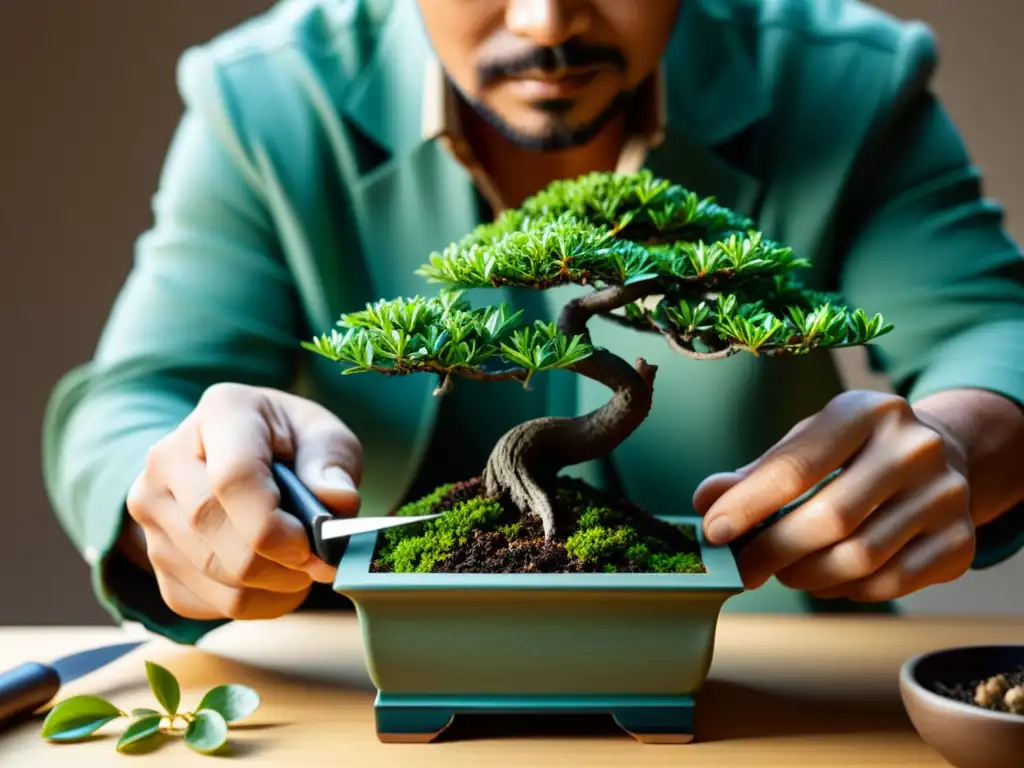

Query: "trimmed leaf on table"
left=115, top=713, right=163, bottom=753
left=144, top=661, right=180, bottom=715
left=196, top=684, right=261, bottom=723
left=40, top=694, right=123, bottom=741
left=184, top=709, right=229, bottom=754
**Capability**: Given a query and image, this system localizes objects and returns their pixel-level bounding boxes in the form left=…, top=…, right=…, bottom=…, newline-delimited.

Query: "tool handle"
left=271, top=462, right=348, bottom=567
left=0, top=662, right=60, bottom=728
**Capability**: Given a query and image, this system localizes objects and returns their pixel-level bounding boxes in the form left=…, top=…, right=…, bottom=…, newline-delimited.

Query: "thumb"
left=292, top=426, right=363, bottom=518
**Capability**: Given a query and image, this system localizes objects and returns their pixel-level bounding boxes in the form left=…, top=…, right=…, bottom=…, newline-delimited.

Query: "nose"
left=505, top=0, right=591, bottom=47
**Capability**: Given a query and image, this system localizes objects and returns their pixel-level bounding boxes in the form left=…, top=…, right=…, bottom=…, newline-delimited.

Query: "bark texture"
left=482, top=280, right=661, bottom=538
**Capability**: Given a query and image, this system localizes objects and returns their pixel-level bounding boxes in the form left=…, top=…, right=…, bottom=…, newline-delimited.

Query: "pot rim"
left=332, top=513, right=745, bottom=593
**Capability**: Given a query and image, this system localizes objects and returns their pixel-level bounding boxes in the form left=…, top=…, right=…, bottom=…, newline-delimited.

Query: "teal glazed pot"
left=332, top=514, right=744, bottom=744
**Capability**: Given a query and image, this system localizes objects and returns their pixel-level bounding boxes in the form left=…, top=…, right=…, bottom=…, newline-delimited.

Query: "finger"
left=775, top=471, right=968, bottom=593
left=151, top=568, right=224, bottom=621
left=736, top=422, right=949, bottom=588
left=281, top=392, right=364, bottom=516
left=692, top=416, right=814, bottom=515
left=150, top=479, right=327, bottom=593
left=164, top=458, right=334, bottom=587
left=145, top=526, right=312, bottom=621
left=703, top=392, right=889, bottom=544
left=692, top=472, right=745, bottom=517
left=812, top=519, right=975, bottom=602
left=195, top=387, right=315, bottom=567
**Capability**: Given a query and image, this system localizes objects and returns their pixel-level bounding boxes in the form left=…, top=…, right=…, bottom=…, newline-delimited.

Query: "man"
left=43, top=0, right=1024, bottom=646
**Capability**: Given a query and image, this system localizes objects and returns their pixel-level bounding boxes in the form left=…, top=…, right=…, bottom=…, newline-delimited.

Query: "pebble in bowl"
left=899, top=645, right=1024, bottom=768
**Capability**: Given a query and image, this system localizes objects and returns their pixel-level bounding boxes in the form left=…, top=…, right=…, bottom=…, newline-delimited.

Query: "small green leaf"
left=130, top=707, right=161, bottom=717
left=196, top=684, right=261, bottom=724
left=184, top=709, right=229, bottom=754
left=40, top=695, right=122, bottom=741
left=116, top=713, right=163, bottom=753
left=144, top=661, right=180, bottom=715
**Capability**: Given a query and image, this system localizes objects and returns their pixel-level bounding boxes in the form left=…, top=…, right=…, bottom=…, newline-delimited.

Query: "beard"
left=462, top=37, right=632, bottom=152
left=461, top=89, right=633, bottom=152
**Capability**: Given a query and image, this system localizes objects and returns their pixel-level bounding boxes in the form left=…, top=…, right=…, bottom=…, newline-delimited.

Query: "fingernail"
left=321, top=466, right=356, bottom=492
left=706, top=517, right=734, bottom=544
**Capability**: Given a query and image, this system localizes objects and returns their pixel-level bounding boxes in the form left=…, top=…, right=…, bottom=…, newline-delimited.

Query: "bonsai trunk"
left=482, top=281, right=661, bottom=539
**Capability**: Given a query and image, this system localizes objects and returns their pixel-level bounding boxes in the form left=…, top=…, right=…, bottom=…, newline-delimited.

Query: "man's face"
left=416, top=1, right=681, bottom=151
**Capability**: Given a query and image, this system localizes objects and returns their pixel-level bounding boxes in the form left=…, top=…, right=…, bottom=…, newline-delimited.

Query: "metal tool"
left=0, top=640, right=145, bottom=728
left=272, top=462, right=443, bottom=566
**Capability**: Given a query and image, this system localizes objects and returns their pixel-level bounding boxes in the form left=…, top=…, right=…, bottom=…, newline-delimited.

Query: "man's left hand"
left=694, top=390, right=976, bottom=601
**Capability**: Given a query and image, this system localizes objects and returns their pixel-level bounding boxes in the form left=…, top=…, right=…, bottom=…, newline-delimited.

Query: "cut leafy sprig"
left=40, top=660, right=260, bottom=756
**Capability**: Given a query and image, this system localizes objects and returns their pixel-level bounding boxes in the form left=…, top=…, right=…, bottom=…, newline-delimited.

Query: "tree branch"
left=557, top=278, right=663, bottom=338
left=482, top=279, right=665, bottom=538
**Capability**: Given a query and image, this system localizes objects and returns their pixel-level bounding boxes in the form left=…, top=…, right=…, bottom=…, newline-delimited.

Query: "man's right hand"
left=124, top=383, right=363, bottom=621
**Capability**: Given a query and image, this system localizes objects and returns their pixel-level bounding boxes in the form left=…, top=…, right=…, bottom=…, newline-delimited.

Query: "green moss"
left=496, top=522, right=522, bottom=539
left=373, top=477, right=704, bottom=574
left=650, top=551, right=703, bottom=573
left=395, top=483, right=457, bottom=517
left=377, top=495, right=509, bottom=573
left=564, top=525, right=637, bottom=563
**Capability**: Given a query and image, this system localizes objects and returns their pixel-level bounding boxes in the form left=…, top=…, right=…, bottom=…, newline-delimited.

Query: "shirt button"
left=84, top=546, right=99, bottom=565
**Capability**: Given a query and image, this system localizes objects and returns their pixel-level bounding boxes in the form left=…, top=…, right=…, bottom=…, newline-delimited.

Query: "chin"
left=473, top=93, right=629, bottom=153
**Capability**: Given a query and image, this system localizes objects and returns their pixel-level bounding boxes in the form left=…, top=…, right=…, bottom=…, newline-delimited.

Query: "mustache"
left=477, top=39, right=627, bottom=86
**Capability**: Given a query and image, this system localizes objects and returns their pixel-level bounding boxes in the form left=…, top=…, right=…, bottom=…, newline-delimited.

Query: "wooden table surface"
left=1, top=612, right=1020, bottom=766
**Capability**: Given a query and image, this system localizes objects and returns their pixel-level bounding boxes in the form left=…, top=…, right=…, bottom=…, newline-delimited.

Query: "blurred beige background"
left=0, top=1, right=1021, bottom=625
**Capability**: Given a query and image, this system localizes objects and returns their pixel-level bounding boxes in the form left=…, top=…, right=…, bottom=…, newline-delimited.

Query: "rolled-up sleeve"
left=42, top=50, right=302, bottom=643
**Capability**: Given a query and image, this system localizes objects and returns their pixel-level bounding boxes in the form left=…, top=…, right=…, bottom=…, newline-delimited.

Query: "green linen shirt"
left=42, top=0, right=1024, bottom=645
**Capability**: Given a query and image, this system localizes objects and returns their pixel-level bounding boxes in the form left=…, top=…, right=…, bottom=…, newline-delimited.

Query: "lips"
left=504, top=68, right=601, bottom=100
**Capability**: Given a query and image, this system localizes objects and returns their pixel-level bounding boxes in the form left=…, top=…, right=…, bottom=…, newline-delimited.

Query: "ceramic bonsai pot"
left=899, top=645, right=1024, bottom=768
left=332, top=513, right=743, bottom=744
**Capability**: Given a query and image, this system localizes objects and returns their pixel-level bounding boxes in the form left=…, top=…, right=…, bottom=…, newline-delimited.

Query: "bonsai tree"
left=304, top=171, right=892, bottom=574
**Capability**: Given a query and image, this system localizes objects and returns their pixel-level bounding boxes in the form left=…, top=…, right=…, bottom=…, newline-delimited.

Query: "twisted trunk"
left=482, top=281, right=661, bottom=539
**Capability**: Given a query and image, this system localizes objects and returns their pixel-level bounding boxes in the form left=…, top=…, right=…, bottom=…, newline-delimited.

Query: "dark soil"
left=370, top=475, right=705, bottom=575
left=931, top=667, right=1024, bottom=714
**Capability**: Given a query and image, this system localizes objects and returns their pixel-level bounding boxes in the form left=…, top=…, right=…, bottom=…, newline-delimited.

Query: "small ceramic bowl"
left=899, top=645, right=1024, bottom=768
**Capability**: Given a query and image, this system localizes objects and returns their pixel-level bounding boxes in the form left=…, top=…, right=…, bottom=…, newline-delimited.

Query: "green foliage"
left=41, top=662, right=260, bottom=757
left=417, top=215, right=803, bottom=289
left=116, top=713, right=164, bottom=754
left=184, top=710, right=229, bottom=755
left=144, top=661, right=179, bottom=716
left=308, top=169, right=893, bottom=382
left=518, top=169, right=754, bottom=236
left=642, top=291, right=892, bottom=355
left=196, top=684, right=262, bottom=724
left=40, top=695, right=122, bottom=741
left=377, top=495, right=510, bottom=572
left=303, top=289, right=591, bottom=382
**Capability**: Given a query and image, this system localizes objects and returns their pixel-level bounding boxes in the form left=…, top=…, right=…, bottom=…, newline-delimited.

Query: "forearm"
left=912, top=387, right=1024, bottom=528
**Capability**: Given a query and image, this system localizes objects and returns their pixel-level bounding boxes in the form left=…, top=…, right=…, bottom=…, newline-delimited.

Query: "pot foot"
left=375, top=704, right=455, bottom=744
left=374, top=693, right=696, bottom=743
left=611, top=704, right=695, bottom=744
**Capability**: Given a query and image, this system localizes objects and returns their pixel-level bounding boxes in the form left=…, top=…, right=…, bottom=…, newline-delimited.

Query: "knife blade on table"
left=0, top=639, right=145, bottom=728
